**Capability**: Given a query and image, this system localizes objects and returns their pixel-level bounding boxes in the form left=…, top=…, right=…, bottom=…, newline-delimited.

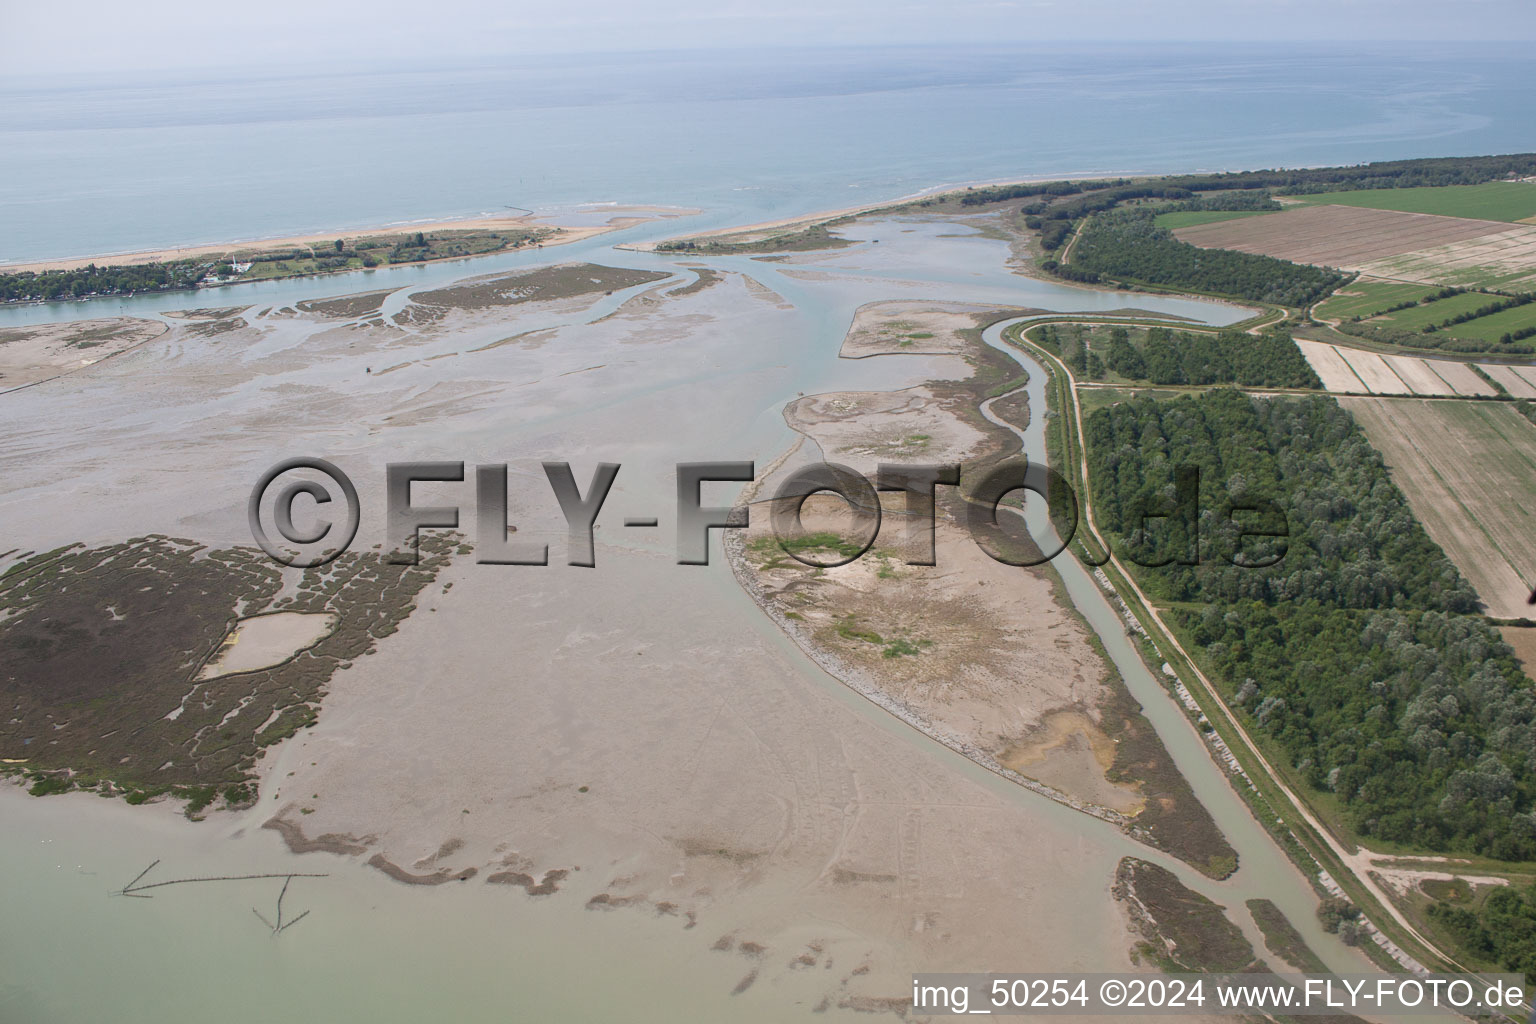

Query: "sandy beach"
left=1, top=205, right=697, bottom=274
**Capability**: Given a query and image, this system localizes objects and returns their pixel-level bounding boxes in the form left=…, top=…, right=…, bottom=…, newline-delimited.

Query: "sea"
left=1, top=43, right=1533, bottom=268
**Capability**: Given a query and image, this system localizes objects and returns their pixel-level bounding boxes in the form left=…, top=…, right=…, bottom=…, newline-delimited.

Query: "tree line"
left=1426, top=883, right=1536, bottom=976
left=1338, top=320, right=1536, bottom=355
left=0, top=261, right=207, bottom=302
left=1085, top=390, right=1534, bottom=859
left=1422, top=292, right=1535, bottom=332
left=1, top=228, right=549, bottom=304
left=953, top=154, right=1536, bottom=208
left=1036, top=323, right=1320, bottom=388
left=1068, top=208, right=1344, bottom=306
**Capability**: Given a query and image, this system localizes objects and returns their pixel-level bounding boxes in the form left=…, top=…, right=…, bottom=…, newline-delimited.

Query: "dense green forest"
left=1085, top=390, right=1536, bottom=859
left=1067, top=208, right=1345, bottom=306
left=1037, top=324, right=1320, bottom=389
left=954, top=153, right=1536, bottom=207
left=1425, top=883, right=1536, bottom=975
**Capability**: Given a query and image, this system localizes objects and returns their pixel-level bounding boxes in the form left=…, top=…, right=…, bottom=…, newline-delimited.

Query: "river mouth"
left=0, top=209, right=1374, bottom=1021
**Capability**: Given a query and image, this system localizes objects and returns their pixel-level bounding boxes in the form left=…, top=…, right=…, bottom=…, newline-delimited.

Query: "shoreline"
left=8, top=170, right=1154, bottom=274
left=617, top=170, right=1157, bottom=251
left=3, top=151, right=1475, bottom=276
left=0, top=161, right=1301, bottom=280
left=0, top=205, right=699, bottom=275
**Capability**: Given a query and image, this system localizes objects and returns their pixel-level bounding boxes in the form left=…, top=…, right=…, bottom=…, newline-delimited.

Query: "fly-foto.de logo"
left=248, top=458, right=1289, bottom=571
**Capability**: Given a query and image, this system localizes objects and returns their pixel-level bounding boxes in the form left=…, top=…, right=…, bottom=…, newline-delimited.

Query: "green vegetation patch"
left=1425, top=881, right=1536, bottom=976
left=408, top=264, right=669, bottom=312
left=1153, top=209, right=1276, bottom=230
left=1068, top=207, right=1344, bottom=306
left=0, top=261, right=207, bottom=303
left=656, top=222, right=854, bottom=255
left=1286, top=182, right=1536, bottom=223
left=1043, top=322, right=1319, bottom=389
left=1115, top=858, right=1259, bottom=972
left=1419, top=877, right=1474, bottom=903
left=833, top=615, right=932, bottom=659
left=749, top=531, right=868, bottom=570
left=1432, top=302, right=1536, bottom=344
left=1343, top=289, right=1536, bottom=350
left=1098, top=672, right=1238, bottom=878
left=0, top=227, right=556, bottom=304
left=1369, top=291, right=1506, bottom=330
left=1316, top=279, right=1442, bottom=321
left=1246, top=898, right=1329, bottom=972
left=0, top=535, right=453, bottom=807
left=1085, top=389, right=1536, bottom=860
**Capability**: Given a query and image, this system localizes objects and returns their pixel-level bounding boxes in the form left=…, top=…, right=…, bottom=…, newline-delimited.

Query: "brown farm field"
left=1294, top=339, right=1474, bottom=396
left=1176, top=204, right=1536, bottom=292
left=1360, top=227, right=1536, bottom=291
left=1174, top=205, right=1510, bottom=267
left=1340, top=397, right=1536, bottom=619
left=1501, top=626, right=1536, bottom=675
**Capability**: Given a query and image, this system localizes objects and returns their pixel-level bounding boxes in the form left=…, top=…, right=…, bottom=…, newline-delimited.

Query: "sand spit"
left=786, top=387, right=984, bottom=463
left=839, top=300, right=1022, bottom=359
left=2, top=206, right=695, bottom=275
left=367, top=853, right=478, bottom=885
left=389, top=263, right=671, bottom=331
left=736, top=302, right=1113, bottom=808
left=262, top=815, right=374, bottom=855
left=626, top=173, right=1142, bottom=253
left=730, top=301, right=1236, bottom=877
left=734, top=513, right=1133, bottom=816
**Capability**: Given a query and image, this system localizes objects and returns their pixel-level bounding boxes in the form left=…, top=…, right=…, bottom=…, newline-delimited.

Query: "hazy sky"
left=4, top=0, right=1534, bottom=77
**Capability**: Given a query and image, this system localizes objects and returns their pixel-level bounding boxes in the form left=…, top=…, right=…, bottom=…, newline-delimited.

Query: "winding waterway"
left=0, top=215, right=1455, bottom=1023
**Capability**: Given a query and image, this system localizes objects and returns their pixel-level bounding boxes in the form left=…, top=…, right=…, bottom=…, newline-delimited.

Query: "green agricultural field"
left=1434, top=303, right=1536, bottom=343
left=240, top=256, right=369, bottom=280
left=1077, top=385, right=1184, bottom=417
left=1367, top=291, right=1503, bottom=330
left=1315, top=278, right=1440, bottom=320
left=1287, top=182, right=1536, bottom=223
left=1152, top=209, right=1276, bottom=230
